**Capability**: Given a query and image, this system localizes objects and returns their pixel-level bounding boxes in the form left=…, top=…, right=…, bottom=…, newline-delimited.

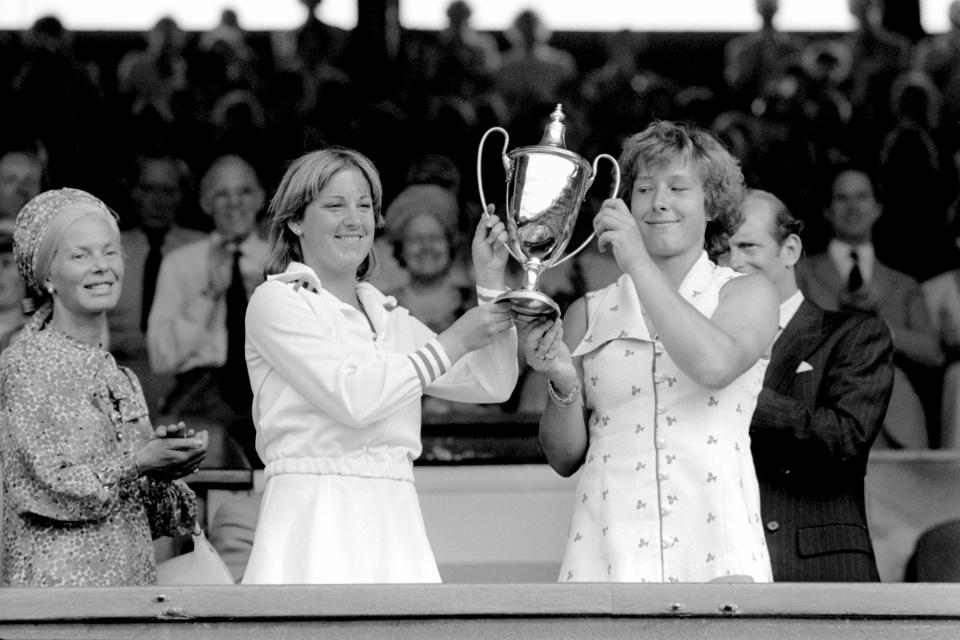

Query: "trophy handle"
left=552, top=153, right=621, bottom=268
left=477, top=126, right=523, bottom=263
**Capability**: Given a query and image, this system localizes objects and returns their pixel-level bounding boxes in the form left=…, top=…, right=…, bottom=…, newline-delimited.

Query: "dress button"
left=658, top=471, right=668, bottom=481
left=766, top=521, right=780, bottom=532
left=655, top=439, right=666, bottom=449
left=654, top=376, right=666, bottom=384
left=660, top=507, right=670, bottom=516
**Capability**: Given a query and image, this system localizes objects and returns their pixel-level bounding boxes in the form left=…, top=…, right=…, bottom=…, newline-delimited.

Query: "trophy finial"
left=538, top=104, right=567, bottom=149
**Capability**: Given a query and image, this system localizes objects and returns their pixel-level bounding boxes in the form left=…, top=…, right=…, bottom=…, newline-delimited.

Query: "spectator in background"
left=796, top=166, right=943, bottom=448
left=194, top=8, right=265, bottom=107
left=912, top=0, right=960, bottom=147
left=580, top=30, right=670, bottom=157
left=108, top=154, right=205, bottom=413
left=723, top=0, right=803, bottom=111
left=729, top=189, right=892, bottom=581
left=117, top=16, right=190, bottom=125
left=921, top=213, right=960, bottom=449
left=431, top=1, right=501, bottom=100
left=272, top=0, right=349, bottom=83
left=494, top=9, right=577, bottom=127
left=0, top=140, right=46, bottom=233
left=0, top=232, right=27, bottom=352
left=146, top=154, right=268, bottom=467
left=841, top=0, right=912, bottom=160
left=383, top=184, right=471, bottom=335
left=9, top=17, right=101, bottom=189
left=874, top=71, right=952, bottom=282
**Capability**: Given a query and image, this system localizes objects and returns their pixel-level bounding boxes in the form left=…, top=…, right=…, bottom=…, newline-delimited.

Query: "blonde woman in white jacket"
left=241, top=148, right=518, bottom=584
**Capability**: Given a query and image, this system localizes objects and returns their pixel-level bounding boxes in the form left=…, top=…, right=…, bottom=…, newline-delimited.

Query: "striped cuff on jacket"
left=407, top=339, right=453, bottom=389
left=476, top=285, right=505, bottom=304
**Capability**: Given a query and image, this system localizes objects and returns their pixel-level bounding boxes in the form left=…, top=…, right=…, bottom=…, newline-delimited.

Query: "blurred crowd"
left=3, top=0, right=960, bottom=449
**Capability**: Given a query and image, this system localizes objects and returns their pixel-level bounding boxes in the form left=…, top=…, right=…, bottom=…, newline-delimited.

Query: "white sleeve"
left=246, top=283, right=450, bottom=427
left=420, top=286, right=520, bottom=404
left=146, top=248, right=219, bottom=374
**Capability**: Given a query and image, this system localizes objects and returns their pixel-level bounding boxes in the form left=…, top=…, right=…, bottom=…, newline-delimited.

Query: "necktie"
left=222, top=247, right=252, bottom=410
left=140, top=231, right=165, bottom=333
left=848, top=248, right=863, bottom=291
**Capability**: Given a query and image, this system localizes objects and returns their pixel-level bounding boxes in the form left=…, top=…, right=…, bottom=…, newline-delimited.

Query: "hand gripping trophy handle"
left=476, top=126, right=524, bottom=264
left=476, top=104, right=622, bottom=319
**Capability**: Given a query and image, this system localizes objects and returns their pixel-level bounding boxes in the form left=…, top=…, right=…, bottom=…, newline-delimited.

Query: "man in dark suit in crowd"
left=728, top=189, right=894, bottom=581
left=796, top=166, right=942, bottom=448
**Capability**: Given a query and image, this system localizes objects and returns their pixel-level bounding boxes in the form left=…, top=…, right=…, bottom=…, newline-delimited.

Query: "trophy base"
left=495, top=289, right=561, bottom=320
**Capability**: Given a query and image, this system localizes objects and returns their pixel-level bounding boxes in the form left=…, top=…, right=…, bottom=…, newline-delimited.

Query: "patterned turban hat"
left=13, top=187, right=117, bottom=297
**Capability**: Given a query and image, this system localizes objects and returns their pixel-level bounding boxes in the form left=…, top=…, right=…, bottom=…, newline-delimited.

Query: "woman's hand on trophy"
left=594, top=197, right=650, bottom=273
left=520, top=317, right=574, bottom=378
left=472, top=204, right=510, bottom=290
left=439, top=301, right=517, bottom=362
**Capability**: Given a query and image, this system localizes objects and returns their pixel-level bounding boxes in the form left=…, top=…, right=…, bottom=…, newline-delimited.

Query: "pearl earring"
left=47, top=285, right=55, bottom=295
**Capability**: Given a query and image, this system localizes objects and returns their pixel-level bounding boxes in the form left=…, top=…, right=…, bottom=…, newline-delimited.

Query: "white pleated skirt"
left=241, top=473, right=441, bottom=584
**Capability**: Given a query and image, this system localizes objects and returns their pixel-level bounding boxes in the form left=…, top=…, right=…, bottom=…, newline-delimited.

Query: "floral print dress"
left=0, top=305, right=196, bottom=586
left=561, top=253, right=772, bottom=583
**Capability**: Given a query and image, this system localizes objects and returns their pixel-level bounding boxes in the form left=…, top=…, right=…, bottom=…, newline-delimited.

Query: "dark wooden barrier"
left=1, top=583, right=959, bottom=639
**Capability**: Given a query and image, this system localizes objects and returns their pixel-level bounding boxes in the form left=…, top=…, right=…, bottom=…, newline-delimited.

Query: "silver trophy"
left=477, top=104, right=620, bottom=319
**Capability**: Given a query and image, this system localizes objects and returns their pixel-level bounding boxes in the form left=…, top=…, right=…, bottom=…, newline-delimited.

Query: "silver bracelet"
left=546, top=379, right=580, bottom=407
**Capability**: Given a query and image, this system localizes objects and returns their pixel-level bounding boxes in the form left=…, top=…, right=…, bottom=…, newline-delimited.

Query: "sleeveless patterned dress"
left=561, top=252, right=772, bottom=583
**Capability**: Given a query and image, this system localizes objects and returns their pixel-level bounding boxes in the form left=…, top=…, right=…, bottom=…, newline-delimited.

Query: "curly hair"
left=617, top=120, right=746, bottom=240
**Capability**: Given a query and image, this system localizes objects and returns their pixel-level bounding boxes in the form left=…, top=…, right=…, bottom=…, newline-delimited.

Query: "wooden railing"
left=1, top=583, right=959, bottom=639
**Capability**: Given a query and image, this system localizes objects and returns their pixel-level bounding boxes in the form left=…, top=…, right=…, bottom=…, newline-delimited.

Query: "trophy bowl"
left=477, top=104, right=620, bottom=319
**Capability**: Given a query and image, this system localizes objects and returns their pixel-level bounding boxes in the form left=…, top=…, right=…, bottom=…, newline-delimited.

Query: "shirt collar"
left=827, top=238, right=874, bottom=282
left=779, top=289, right=804, bottom=330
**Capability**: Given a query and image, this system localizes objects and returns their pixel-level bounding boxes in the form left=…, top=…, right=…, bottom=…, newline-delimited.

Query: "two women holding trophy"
left=233, top=107, right=777, bottom=584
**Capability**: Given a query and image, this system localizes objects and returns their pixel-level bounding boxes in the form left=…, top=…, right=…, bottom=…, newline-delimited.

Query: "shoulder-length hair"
left=263, top=147, right=384, bottom=279
left=617, top=120, right=746, bottom=239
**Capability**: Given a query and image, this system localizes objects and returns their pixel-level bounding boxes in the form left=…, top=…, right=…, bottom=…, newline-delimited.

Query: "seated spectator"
left=841, top=0, right=912, bottom=159
left=108, top=153, right=205, bottom=412
left=723, top=0, right=803, bottom=111
left=0, top=231, right=27, bottom=351
left=796, top=166, right=944, bottom=448
left=874, top=71, right=952, bottom=282
left=383, top=184, right=472, bottom=334
left=116, top=16, right=190, bottom=124
left=429, top=0, right=501, bottom=100
left=0, top=139, right=46, bottom=233
left=271, top=0, right=350, bottom=82
left=920, top=214, right=960, bottom=449
left=494, top=9, right=577, bottom=126
left=146, top=154, right=268, bottom=467
left=912, top=0, right=960, bottom=144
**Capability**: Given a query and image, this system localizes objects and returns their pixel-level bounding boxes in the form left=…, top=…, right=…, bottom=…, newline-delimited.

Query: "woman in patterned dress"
left=1, top=188, right=206, bottom=586
left=521, top=121, right=780, bottom=582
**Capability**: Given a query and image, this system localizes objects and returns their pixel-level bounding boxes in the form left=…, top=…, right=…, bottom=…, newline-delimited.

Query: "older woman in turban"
left=0, top=188, right=206, bottom=587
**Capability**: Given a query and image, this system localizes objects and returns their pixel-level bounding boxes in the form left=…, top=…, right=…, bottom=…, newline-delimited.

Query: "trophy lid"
left=538, top=104, right=567, bottom=149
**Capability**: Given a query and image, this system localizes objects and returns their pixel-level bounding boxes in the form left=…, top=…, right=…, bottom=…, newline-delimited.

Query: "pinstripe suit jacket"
left=749, top=298, right=894, bottom=582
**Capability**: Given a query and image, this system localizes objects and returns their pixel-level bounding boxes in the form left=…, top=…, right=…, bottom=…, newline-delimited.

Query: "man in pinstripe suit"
left=727, top=189, right=894, bottom=581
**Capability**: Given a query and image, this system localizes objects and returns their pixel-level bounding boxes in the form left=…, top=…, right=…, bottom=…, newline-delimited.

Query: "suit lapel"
left=765, top=300, right=825, bottom=393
